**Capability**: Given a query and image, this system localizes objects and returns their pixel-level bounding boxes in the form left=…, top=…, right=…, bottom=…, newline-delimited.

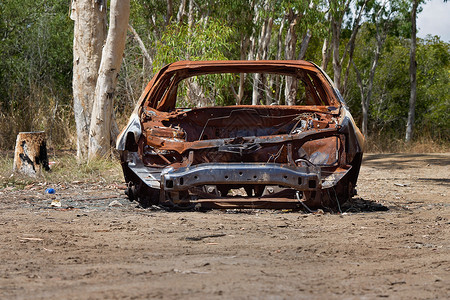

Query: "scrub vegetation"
left=0, top=0, right=448, bottom=151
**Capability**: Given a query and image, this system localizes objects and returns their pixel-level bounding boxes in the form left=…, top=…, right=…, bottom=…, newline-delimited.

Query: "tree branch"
left=128, top=24, right=153, bottom=68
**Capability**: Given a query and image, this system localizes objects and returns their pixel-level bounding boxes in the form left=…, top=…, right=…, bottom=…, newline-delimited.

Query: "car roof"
left=162, top=60, right=317, bottom=74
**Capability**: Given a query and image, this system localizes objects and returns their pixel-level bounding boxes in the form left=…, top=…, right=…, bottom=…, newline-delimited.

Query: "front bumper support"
left=162, top=163, right=321, bottom=192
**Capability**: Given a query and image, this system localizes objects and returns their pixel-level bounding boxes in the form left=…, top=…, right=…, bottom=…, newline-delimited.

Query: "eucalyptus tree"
left=88, top=0, right=130, bottom=159
left=405, top=0, right=420, bottom=142
left=352, top=0, right=407, bottom=136
left=277, top=0, right=325, bottom=105
left=326, top=0, right=368, bottom=94
left=71, top=0, right=106, bottom=159
left=71, top=0, right=130, bottom=159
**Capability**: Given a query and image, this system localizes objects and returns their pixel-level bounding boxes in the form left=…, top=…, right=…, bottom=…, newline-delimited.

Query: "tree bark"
left=176, top=0, right=187, bottom=24
left=405, top=0, right=419, bottom=143
left=122, top=57, right=133, bottom=104
left=71, top=0, right=106, bottom=159
left=321, top=37, right=331, bottom=71
left=237, top=37, right=249, bottom=105
left=166, top=0, right=173, bottom=26
left=274, top=15, right=285, bottom=104
left=361, top=41, right=382, bottom=136
left=297, top=0, right=315, bottom=61
left=330, top=15, right=345, bottom=91
left=284, top=9, right=298, bottom=106
left=330, top=0, right=354, bottom=91
left=320, top=11, right=331, bottom=70
left=188, top=0, right=194, bottom=31
left=252, top=14, right=273, bottom=105
left=88, top=0, right=130, bottom=159
left=353, top=38, right=382, bottom=137
left=331, top=10, right=343, bottom=90
left=297, top=29, right=311, bottom=60
left=13, top=132, right=49, bottom=177
left=247, top=0, right=260, bottom=62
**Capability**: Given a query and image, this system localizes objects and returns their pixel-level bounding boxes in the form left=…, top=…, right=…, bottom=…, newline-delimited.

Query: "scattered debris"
left=45, top=188, right=56, bottom=194
left=50, top=199, right=62, bottom=207
left=108, top=200, right=123, bottom=207
left=394, top=183, right=410, bottom=187
left=185, top=233, right=226, bottom=241
left=19, top=237, right=43, bottom=242
left=173, top=268, right=210, bottom=274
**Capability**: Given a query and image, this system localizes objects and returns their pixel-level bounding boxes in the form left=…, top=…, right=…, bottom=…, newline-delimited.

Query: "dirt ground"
left=0, top=153, right=449, bottom=299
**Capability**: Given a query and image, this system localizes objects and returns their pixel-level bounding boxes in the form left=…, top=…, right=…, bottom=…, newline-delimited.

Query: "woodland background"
left=0, top=0, right=448, bottom=152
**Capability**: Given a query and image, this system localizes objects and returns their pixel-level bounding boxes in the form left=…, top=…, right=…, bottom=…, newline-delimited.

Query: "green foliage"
left=370, top=36, right=410, bottom=128
left=348, top=26, right=449, bottom=141
left=174, top=73, right=238, bottom=108
left=416, top=36, right=450, bottom=138
left=0, top=0, right=73, bottom=149
left=154, top=18, right=235, bottom=69
left=1, top=0, right=448, bottom=150
left=153, top=18, right=235, bottom=107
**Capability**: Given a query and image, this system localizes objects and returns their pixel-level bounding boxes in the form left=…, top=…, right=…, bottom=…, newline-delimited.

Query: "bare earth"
left=0, top=153, right=449, bottom=299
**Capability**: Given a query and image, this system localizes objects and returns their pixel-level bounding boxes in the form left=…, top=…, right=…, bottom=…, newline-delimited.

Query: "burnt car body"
left=117, top=60, right=364, bottom=210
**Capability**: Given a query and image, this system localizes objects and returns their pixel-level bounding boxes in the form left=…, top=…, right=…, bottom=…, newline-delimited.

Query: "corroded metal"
left=117, top=60, right=364, bottom=210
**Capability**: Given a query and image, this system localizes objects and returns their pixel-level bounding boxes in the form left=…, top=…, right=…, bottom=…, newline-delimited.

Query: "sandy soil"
left=0, top=153, right=449, bottom=299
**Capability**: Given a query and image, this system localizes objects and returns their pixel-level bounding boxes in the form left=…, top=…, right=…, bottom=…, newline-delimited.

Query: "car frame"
left=117, top=60, right=364, bottom=210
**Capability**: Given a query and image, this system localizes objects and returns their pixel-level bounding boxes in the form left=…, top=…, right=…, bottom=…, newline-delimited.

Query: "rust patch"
left=117, top=60, right=364, bottom=211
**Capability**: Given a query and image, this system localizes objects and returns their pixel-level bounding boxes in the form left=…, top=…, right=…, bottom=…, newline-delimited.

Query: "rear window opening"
left=158, top=71, right=329, bottom=109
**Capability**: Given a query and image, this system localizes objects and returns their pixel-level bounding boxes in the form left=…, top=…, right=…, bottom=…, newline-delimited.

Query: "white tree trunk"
left=252, top=15, right=273, bottom=105
left=88, top=0, right=130, bottom=159
left=362, top=35, right=383, bottom=136
left=321, top=37, right=331, bottom=71
left=331, top=16, right=342, bottom=91
left=406, top=0, right=419, bottom=143
left=71, top=0, right=106, bottom=159
left=176, top=0, right=187, bottom=24
left=188, top=0, right=194, bottom=31
left=297, top=29, right=311, bottom=60
left=237, top=37, right=249, bottom=105
left=274, top=16, right=285, bottom=104
left=352, top=62, right=366, bottom=134
left=353, top=2, right=387, bottom=137
left=329, top=0, right=353, bottom=92
left=284, top=9, right=298, bottom=106
left=262, top=17, right=273, bottom=105
left=320, top=11, right=331, bottom=71
left=341, top=0, right=367, bottom=96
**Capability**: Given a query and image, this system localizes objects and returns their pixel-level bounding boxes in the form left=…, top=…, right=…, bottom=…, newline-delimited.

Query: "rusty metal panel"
left=117, top=60, right=365, bottom=211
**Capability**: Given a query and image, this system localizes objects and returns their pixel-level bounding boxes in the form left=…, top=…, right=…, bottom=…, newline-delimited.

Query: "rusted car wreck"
left=117, top=60, right=364, bottom=210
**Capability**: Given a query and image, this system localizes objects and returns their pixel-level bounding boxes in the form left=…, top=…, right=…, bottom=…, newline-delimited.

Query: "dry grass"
left=0, top=100, right=76, bottom=151
left=0, top=151, right=123, bottom=190
left=1, top=134, right=449, bottom=190
left=365, top=134, right=450, bottom=153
